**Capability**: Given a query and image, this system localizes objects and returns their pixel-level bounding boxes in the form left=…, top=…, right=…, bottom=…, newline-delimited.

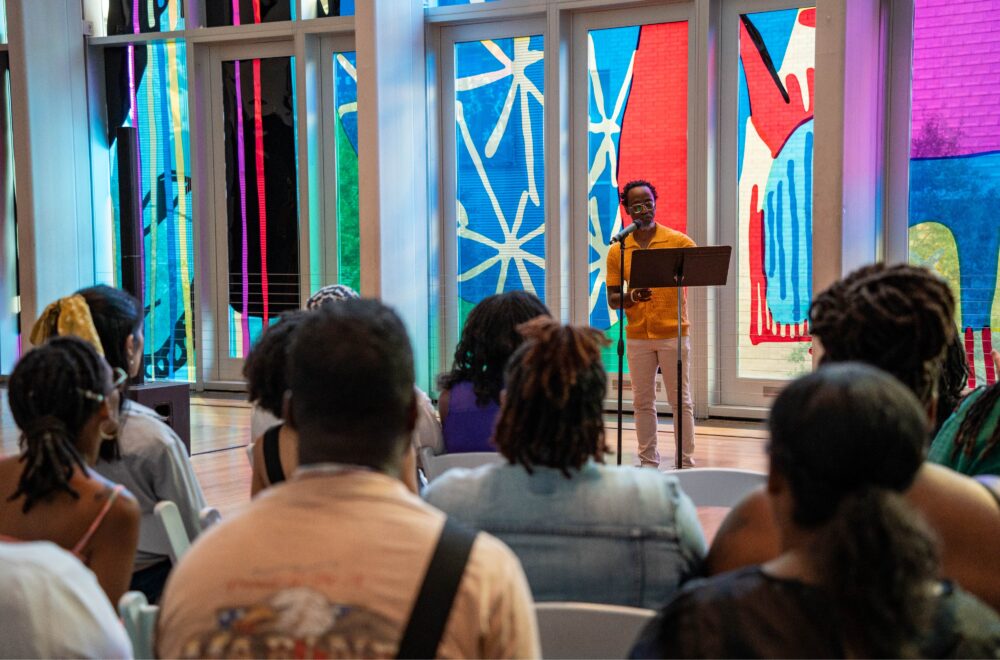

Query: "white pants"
left=626, top=336, right=695, bottom=468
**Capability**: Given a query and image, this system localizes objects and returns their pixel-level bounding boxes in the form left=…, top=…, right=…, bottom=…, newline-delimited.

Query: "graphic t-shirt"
left=156, top=469, right=539, bottom=659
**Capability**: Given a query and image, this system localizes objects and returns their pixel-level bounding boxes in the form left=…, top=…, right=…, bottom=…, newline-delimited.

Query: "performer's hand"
left=629, top=288, right=653, bottom=303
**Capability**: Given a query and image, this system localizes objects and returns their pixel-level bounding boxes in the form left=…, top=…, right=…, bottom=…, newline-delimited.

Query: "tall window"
left=908, top=0, right=1000, bottom=386
left=103, top=0, right=185, bottom=35
left=453, top=34, right=545, bottom=326
left=334, top=51, right=360, bottom=292
left=735, top=8, right=815, bottom=380
left=317, top=0, right=355, bottom=16
left=206, top=1, right=294, bottom=27
left=104, top=40, right=195, bottom=381
left=221, top=55, right=300, bottom=359
left=587, top=21, right=688, bottom=372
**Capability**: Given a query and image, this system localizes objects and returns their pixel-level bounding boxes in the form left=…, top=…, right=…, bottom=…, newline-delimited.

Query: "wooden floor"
left=0, top=389, right=767, bottom=541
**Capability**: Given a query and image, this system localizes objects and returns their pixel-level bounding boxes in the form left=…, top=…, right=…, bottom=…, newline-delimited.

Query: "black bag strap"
left=262, top=425, right=286, bottom=485
left=396, top=517, right=478, bottom=659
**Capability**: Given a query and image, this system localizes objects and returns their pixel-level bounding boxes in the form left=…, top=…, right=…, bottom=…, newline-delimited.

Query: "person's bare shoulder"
left=705, top=486, right=781, bottom=575
left=907, top=463, right=1000, bottom=610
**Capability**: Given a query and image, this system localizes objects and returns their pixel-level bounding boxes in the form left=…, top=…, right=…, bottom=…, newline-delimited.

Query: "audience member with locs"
left=707, top=263, right=1000, bottom=611
left=31, top=285, right=207, bottom=604
left=631, top=364, right=1000, bottom=658
left=930, top=375, right=1000, bottom=477
left=426, top=317, right=706, bottom=608
left=606, top=179, right=698, bottom=468
left=437, top=290, right=550, bottom=454
left=157, top=299, right=539, bottom=658
left=0, top=337, right=140, bottom=606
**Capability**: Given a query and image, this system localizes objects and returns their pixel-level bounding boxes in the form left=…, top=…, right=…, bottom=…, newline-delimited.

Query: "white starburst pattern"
left=455, top=37, right=545, bottom=295
left=586, top=35, right=635, bottom=321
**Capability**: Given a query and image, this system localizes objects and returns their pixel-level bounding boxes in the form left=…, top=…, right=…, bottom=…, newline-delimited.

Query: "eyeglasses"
left=78, top=367, right=128, bottom=403
left=627, top=201, right=655, bottom=214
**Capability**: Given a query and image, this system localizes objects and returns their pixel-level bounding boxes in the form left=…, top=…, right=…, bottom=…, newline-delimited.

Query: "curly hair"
left=438, top=291, right=550, bottom=406
left=948, top=383, right=1000, bottom=465
left=770, top=363, right=938, bottom=657
left=619, top=179, right=658, bottom=206
left=493, top=318, right=610, bottom=477
left=809, top=263, right=955, bottom=406
left=7, top=337, right=110, bottom=513
left=243, top=310, right=311, bottom=417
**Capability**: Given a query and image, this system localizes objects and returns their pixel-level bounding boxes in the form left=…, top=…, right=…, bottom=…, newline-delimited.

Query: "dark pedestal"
left=127, top=382, right=191, bottom=455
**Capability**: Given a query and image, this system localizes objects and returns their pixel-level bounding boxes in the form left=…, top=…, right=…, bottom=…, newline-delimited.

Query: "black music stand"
left=630, top=246, right=732, bottom=469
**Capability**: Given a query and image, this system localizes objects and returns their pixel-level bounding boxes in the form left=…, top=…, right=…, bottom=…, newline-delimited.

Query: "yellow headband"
left=29, top=294, right=105, bottom=356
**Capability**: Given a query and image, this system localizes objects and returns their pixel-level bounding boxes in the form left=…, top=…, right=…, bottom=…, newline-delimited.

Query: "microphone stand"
left=673, top=253, right=685, bottom=470
left=616, top=239, right=625, bottom=465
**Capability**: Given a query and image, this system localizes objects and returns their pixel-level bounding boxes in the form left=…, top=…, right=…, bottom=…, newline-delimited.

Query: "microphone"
left=610, top=222, right=640, bottom=244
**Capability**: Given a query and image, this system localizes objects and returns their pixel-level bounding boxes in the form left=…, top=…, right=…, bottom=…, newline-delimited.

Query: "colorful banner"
left=736, top=8, right=815, bottom=380
left=454, top=35, right=545, bottom=326
left=908, top=0, right=1000, bottom=386
left=587, top=22, right=688, bottom=372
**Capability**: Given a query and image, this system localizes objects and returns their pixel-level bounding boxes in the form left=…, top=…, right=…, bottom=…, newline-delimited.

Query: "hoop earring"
left=99, top=418, right=120, bottom=442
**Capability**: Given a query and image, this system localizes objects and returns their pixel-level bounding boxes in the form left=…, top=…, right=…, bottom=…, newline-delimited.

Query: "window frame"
left=715, top=0, right=818, bottom=412
left=436, top=17, right=549, bottom=377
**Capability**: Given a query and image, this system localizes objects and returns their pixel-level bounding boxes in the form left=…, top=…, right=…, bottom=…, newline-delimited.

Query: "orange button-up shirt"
left=606, top=223, right=696, bottom=340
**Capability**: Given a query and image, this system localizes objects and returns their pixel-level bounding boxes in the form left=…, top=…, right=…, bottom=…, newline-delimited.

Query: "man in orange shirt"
left=606, top=180, right=696, bottom=468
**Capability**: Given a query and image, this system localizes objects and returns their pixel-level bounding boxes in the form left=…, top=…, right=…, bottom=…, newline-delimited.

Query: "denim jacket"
left=424, top=461, right=707, bottom=609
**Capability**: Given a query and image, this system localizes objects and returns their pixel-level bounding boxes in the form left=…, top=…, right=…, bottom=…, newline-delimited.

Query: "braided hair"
left=7, top=337, right=111, bottom=513
left=948, top=383, right=1000, bottom=464
left=493, top=318, right=610, bottom=477
left=438, top=291, right=550, bottom=406
left=809, top=263, right=955, bottom=406
left=769, top=363, right=938, bottom=657
left=243, top=310, right=310, bottom=417
left=935, top=333, right=970, bottom=434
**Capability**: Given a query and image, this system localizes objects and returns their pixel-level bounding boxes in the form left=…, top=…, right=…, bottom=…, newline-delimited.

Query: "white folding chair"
left=663, top=467, right=767, bottom=507
left=118, top=591, right=159, bottom=660
left=418, top=446, right=505, bottom=482
left=154, top=500, right=191, bottom=563
left=534, top=602, right=655, bottom=659
left=199, top=506, right=222, bottom=531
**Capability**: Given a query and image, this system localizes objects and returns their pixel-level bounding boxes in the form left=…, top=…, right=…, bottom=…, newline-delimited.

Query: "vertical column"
left=813, top=0, right=887, bottom=295
left=355, top=0, right=430, bottom=388
left=7, top=0, right=94, bottom=336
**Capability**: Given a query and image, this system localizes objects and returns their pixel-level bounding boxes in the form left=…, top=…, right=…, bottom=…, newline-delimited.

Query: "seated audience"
left=0, top=540, right=133, bottom=658
left=32, top=286, right=207, bottom=603
left=157, top=300, right=539, bottom=658
left=935, top=334, right=971, bottom=434
left=243, top=310, right=309, bottom=496
left=706, top=264, right=1000, bottom=611
left=631, top=364, right=1000, bottom=658
left=437, top=291, right=550, bottom=453
left=244, top=287, right=436, bottom=494
left=425, top=318, right=706, bottom=608
left=0, top=337, right=140, bottom=605
left=929, top=378, right=1000, bottom=477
